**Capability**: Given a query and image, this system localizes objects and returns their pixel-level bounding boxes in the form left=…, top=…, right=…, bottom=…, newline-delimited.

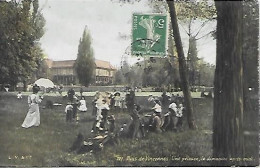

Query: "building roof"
left=95, top=59, right=116, bottom=70
left=52, top=60, right=76, bottom=68
left=46, top=59, right=116, bottom=70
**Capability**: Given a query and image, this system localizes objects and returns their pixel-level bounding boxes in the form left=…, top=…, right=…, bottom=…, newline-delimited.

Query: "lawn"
left=0, top=91, right=214, bottom=166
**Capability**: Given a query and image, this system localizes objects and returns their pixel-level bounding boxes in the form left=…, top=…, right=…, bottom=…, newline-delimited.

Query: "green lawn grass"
left=0, top=92, right=213, bottom=166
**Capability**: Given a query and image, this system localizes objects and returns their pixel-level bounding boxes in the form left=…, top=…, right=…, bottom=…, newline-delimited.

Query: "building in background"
left=45, top=59, right=116, bottom=85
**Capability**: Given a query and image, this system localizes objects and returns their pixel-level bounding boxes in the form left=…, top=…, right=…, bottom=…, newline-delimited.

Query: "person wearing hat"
left=22, top=84, right=43, bottom=128
left=162, top=100, right=178, bottom=131
left=114, top=92, right=121, bottom=113
left=148, top=99, right=163, bottom=133
left=67, top=88, right=75, bottom=102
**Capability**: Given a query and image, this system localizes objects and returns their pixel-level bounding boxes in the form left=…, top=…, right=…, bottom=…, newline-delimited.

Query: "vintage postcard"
left=0, top=0, right=258, bottom=167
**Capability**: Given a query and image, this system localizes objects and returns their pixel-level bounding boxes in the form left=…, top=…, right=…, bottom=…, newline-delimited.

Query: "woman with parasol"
left=21, top=84, right=43, bottom=128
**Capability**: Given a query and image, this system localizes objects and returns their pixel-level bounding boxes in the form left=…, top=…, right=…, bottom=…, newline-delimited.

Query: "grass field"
left=0, top=91, right=216, bottom=166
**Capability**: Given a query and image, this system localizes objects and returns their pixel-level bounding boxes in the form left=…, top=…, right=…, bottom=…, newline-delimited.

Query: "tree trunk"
left=213, top=1, right=244, bottom=166
left=242, top=0, right=259, bottom=166
left=167, top=1, right=196, bottom=129
left=23, top=80, right=28, bottom=92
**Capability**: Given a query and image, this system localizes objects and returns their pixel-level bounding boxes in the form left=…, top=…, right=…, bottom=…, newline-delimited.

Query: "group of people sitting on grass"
left=131, top=94, right=185, bottom=135
left=90, top=90, right=136, bottom=132
left=69, top=91, right=186, bottom=154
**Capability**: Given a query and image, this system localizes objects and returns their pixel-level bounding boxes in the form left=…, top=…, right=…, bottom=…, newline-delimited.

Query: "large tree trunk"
left=167, top=1, right=196, bottom=129
left=213, top=1, right=244, bottom=166
left=241, top=0, right=259, bottom=166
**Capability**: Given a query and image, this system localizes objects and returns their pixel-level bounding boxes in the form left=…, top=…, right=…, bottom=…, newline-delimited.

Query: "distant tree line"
left=114, top=57, right=215, bottom=90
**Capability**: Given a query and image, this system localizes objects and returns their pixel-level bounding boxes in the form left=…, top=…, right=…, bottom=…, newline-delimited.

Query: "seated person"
left=162, top=101, right=178, bottom=131
left=78, top=96, right=87, bottom=112
left=17, top=91, right=22, bottom=99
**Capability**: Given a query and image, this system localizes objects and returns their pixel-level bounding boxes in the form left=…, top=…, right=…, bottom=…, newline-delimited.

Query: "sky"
left=39, top=0, right=216, bottom=67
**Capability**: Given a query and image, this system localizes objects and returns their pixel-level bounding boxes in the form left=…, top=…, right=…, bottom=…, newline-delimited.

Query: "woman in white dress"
left=21, top=85, right=43, bottom=128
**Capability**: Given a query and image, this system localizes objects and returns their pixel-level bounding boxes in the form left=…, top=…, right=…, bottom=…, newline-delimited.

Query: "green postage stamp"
left=132, top=13, right=168, bottom=57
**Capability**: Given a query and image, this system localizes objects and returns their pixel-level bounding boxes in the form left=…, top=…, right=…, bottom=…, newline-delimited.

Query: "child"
left=114, top=92, right=121, bottom=113
left=91, top=98, right=109, bottom=133
left=176, top=103, right=184, bottom=129
left=17, top=91, right=22, bottom=99
left=65, top=102, right=73, bottom=122
left=78, top=96, right=87, bottom=112
left=100, top=99, right=110, bottom=131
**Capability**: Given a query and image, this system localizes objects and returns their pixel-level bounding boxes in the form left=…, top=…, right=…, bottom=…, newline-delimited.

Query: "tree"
left=150, top=0, right=216, bottom=87
left=0, top=0, right=45, bottom=90
left=241, top=0, right=259, bottom=165
left=213, top=1, right=244, bottom=166
left=167, top=1, right=196, bottom=129
left=175, top=0, right=216, bottom=87
left=74, top=27, right=95, bottom=86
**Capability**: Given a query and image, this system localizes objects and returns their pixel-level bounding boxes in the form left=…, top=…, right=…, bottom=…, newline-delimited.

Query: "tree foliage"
left=74, top=27, right=95, bottom=87
left=0, top=0, right=45, bottom=89
left=114, top=57, right=180, bottom=90
left=149, top=0, right=216, bottom=87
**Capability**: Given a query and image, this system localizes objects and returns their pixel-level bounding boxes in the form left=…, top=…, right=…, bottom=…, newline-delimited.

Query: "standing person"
left=78, top=96, right=87, bottom=112
left=67, top=88, right=75, bottom=102
left=128, top=104, right=145, bottom=139
left=170, top=94, right=176, bottom=103
left=91, top=97, right=103, bottom=133
left=120, top=95, right=127, bottom=112
left=114, top=92, right=121, bottom=113
left=92, top=98, right=97, bottom=116
left=80, top=87, right=84, bottom=98
left=92, top=91, right=100, bottom=116
left=65, top=102, right=73, bottom=122
left=58, top=85, right=63, bottom=96
left=109, top=93, right=115, bottom=110
left=161, top=91, right=170, bottom=113
left=21, top=85, right=43, bottom=128
left=176, top=103, right=184, bottom=130
left=100, top=99, right=110, bottom=131
left=126, top=90, right=136, bottom=113
left=72, top=98, right=79, bottom=121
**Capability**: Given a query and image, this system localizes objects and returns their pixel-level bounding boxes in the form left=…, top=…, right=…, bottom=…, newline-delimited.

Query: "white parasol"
left=34, top=78, right=55, bottom=88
